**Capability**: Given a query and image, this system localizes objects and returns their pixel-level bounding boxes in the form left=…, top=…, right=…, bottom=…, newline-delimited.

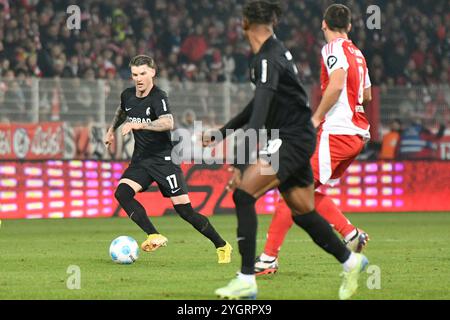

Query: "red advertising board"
left=0, top=123, right=65, bottom=160
left=437, top=136, right=450, bottom=160
left=0, top=160, right=449, bottom=220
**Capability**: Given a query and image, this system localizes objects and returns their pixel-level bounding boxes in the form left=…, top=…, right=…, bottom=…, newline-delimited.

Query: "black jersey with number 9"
left=249, top=36, right=312, bottom=138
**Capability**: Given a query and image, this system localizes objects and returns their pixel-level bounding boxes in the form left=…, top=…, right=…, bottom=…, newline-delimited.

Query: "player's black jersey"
left=249, top=35, right=312, bottom=138
left=120, top=86, right=173, bottom=161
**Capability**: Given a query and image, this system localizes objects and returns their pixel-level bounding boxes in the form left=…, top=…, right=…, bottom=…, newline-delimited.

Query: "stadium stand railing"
left=0, top=78, right=448, bottom=146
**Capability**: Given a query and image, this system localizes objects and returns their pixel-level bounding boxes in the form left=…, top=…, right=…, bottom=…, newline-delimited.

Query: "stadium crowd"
left=0, top=0, right=449, bottom=160
left=0, top=0, right=448, bottom=86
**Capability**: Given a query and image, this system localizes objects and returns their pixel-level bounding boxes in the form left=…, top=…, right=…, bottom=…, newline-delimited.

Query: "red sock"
left=263, top=198, right=293, bottom=257
left=264, top=191, right=357, bottom=257
left=314, top=190, right=355, bottom=238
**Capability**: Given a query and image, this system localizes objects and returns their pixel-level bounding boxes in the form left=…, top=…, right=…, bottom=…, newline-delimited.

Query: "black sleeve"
left=244, top=56, right=279, bottom=130
left=218, top=55, right=280, bottom=137
left=254, top=56, right=280, bottom=91
left=153, top=92, right=171, bottom=117
left=247, top=87, right=274, bottom=131
left=119, top=90, right=127, bottom=111
left=230, top=57, right=280, bottom=172
left=219, top=98, right=254, bottom=137
left=232, top=87, right=275, bottom=173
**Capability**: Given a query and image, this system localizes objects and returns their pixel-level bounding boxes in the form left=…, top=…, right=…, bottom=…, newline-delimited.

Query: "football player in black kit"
left=104, top=55, right=232, bottom=264
left=206, top=1, right=368, bottom=299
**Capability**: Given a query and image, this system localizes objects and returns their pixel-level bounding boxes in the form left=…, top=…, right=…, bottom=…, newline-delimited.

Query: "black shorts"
left=120, top=156, right=188, bottom=198
left=260, top=131, right=316, bottom=193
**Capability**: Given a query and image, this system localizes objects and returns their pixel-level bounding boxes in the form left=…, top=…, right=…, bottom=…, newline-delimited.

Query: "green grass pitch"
left=1, top=213, right=449, bottom=300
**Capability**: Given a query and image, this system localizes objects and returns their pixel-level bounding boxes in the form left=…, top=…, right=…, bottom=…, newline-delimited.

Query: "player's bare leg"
left=170, top=194, right=232, bottom=263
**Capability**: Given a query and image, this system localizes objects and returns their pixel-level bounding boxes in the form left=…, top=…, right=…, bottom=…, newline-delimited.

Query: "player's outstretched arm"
left=232, top=87, right=274, bottom=172
left=363, top=87, right=372, bottom=107
left=219, top=99, right=254, bottom=135
left=105, top=106, right=127, bottom=147
left=363, top=67, right=372, bottom=107
left=110, top=106, right=128, bottom=131
left=202, top=99, right=254, bottom=147
left=247, top=88, right=273, bottom=131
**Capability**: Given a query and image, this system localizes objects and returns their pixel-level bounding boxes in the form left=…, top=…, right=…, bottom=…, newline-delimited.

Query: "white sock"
left=344, top=228, right=358, bottom=242
left=238, top=272, right=256, bottom=285
left=260, top=253, right=277, bottom=261
left=343, top=252, right=358, bottom=272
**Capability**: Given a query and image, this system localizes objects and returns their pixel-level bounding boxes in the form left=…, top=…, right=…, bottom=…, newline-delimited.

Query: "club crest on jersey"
left=146, top=107, right=151, bottom=116
left=327, top=55, right=338, bottom=69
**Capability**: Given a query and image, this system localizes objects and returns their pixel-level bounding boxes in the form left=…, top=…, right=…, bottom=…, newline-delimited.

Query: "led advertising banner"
left=0, top=161, right=449, bottom=219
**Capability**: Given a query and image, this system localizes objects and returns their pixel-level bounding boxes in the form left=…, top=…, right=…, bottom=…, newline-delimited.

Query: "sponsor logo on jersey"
left=327, top=55, right=338, bottom=69
left=129, top=117, right=152, bottom=124
left=146, top=107, right=151, bottom=116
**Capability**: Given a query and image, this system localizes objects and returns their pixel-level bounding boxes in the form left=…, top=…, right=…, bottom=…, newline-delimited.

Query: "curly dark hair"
left=243, top=0, right=282, bottom=26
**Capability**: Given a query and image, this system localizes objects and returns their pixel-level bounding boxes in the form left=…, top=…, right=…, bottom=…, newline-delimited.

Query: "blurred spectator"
left=156, top=68, right=171, bottom=94
left=424, top=90, right=450, bottom=127
left=73, top=119, right=91, bottom=159
left=203, top=109, right=219, bottom=130
left=398, top=118, right=446, bottom=159
left=179, top=108, right=196, bottom=132
left=27, top=54, right=42, bottom=78
left=0, top=0, right=448, bottom=141
left=379, top=119, right=402, bottom=160
left=177, top=108, right=201, bottom=161
left=180, top=25, right=208, bottom=64
left=1, top=70, right=26, bottom=121
left=232, top=43, right=249, bottom=83
left=62, top=55, right=80, bottom=78
left=0, top=0, right=446, bottom=85
left=222, top=45, right=235, bottom=82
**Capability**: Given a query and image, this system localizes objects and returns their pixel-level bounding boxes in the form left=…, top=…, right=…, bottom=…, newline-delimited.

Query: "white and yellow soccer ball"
left=109, top=236, right=139, bottom=264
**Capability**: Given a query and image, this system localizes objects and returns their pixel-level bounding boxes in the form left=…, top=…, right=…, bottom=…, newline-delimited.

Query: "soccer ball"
left=109, top=236, right=139, bottom=264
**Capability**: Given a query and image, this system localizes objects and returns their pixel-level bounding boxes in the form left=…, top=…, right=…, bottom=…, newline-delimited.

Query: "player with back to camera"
left=104, top=55, right=232, bottom=264
left=204, top=0, right=368, bottom=300
left=254, top=3, right=372, bottom=276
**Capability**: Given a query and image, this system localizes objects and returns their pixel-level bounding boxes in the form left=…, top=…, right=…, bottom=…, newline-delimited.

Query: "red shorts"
left=310, top=130, right=365, bottom=187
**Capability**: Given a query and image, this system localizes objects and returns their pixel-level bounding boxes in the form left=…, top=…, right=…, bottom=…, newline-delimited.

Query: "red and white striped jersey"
left=320, top=38, right=371, bottom=139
